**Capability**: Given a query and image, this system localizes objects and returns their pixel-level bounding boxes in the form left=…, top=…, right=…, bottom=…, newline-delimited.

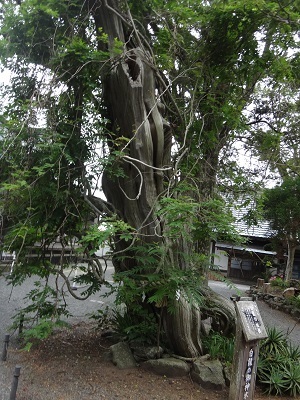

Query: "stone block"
left=141, top=357, right=190, bottom=377
left=191, top=359, right=226, bottom=390
left=283, top=287, right=295, bottom=298
left=110, top=342, right=137, bottom=369
left=129, top=342, right=164, bottom=361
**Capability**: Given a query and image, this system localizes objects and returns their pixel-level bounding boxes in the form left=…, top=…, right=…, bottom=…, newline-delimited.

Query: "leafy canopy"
left=0, top=0, right=300, bottom=347
left=262, top=177, right=300, bottom=242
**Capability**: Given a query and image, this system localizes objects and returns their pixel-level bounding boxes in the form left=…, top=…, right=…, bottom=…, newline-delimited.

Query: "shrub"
left=11, top=280, right=71, bottom=350
left=203, top=327, right=300, bottom=397
left=202, top=331, right=234, bottom=364
left=269, top=276, right=289, bottom=289
left=257, top=327, right=300, bottom=397
left=285, top=295, right=300, bottom=311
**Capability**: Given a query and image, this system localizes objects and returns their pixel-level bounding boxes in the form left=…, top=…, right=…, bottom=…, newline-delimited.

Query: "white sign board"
left=236, top=301, right=268, bottom=342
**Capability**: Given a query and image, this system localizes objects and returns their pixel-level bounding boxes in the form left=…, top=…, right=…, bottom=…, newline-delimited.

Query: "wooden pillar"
left=229, top=297, right=268, bottom=400
left=263, top=283, right=271, bottom=294
left=256, top=278, right=264, bottom=290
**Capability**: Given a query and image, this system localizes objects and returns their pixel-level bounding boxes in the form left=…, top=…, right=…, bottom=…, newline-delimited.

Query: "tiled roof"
left=231, top=205, right=274, bottom=239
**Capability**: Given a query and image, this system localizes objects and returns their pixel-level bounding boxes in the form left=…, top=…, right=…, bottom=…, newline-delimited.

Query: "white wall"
left=213, top=248, right=229, bottom=271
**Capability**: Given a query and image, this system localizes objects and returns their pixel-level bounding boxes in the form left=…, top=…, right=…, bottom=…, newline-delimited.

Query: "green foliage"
left=260, top=327, right=288, bottom=355
left=114, top=243, right=206, bottom=311
left=262, top=176, right=300, bottom=239
left=202, top=331, right=235, bottom=364
left=10, top=280, right=71, bottom=349
left=203, top=326, right=300, bottom=396
left=158, top=195, right=242, bottom=244
left=257, top=327, right=300, bottom=396
left=258, top=360, right=300, bottom=397
left=157, top=196, right=199, bottom=240
left=282, top=363, right=300, bottom=397
left=285, top=295, right=300, bottom=311
left=89, top=300, right=158, bottom=344
left=110, top=307, right=158, bottom=344
left=12, top=280, right=70, bottom=320
left=259, top=367, right=287, bottom=396
left=269, top=276, right=289, bottom=289
left=105, top=242, right=208, bottom=343
left=260, top=177, right=300, bottom=280
left=21, top=319, right=68, bottom=351
left=88, top=305, right=114, bottom=331
left=1, top=0, right=300, bottom=358
left=79, top=218, right=135, bottom=254
left=70, top=265, right=104, bottom=297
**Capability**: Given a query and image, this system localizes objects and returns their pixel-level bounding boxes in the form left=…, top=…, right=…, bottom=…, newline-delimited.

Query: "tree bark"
left=285, top=238, right=297, bottom=281
left=91, top=0, right=235, bottom=356
left=163, top=297, right=203, bottom=357
left=95, top=0, right=172, bottom=257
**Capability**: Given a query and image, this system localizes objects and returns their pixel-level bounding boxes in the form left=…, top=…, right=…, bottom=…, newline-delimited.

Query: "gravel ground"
left=0, top=272, right=299, bottom=399
left=209, top=280, right=300, bottom=346
left=0, top=264, right=115, bottom=400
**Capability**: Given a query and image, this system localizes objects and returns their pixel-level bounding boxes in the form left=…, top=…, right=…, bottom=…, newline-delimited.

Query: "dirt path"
left=1, top=322, right=299, bottom=400
left=1, top=274, right=300, bottom=399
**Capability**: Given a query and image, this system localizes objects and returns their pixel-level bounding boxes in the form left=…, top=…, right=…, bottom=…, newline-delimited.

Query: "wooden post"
left=229, top=297, right=268, bottom=400
left=263, top=283, right=271, bottom=294
left=9, top=366, right=21, bottom=400
left=1, top=334, right=10, bottom=361
left=256, top=278, right=264, bottom=290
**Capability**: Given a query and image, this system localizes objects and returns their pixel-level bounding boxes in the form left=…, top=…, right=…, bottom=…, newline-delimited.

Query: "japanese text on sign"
left=242, top=306, right=262, bottom=334
left=236, top=301, right=268, bottom=342
left=244, top=348, right=254, bottom=400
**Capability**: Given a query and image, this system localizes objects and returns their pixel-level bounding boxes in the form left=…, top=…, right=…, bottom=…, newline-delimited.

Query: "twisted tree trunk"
left=93, top=0, right=235, bottom=357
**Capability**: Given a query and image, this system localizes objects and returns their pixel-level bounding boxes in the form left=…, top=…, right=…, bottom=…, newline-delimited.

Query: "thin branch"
left=84, top=194, right=115, bottom=216
left=125, top=2, right=144, bottom=49
left=56, top=268, right=91, bottom=300
left=120, top=158, right=143, bottom=200
left=122, top=155, right=172, bottom=171
left=246, top=118, right=281, bottom=133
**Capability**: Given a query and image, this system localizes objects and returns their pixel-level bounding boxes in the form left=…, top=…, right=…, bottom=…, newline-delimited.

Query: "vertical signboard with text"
left=229, top=298, right=268, bottom=400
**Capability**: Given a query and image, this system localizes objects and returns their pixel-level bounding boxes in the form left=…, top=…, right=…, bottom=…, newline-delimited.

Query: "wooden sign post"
left=229, top=297, right=268, bottom=400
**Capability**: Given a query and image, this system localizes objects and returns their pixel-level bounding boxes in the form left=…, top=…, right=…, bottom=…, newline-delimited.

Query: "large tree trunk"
left=92, top=0, right=235, bottom=357
left=95, top=0, right=171, bottom=265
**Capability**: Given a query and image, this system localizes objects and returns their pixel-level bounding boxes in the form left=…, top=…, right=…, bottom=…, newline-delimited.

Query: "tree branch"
left=102, top=0, right=131, bottom=26
left=246, top=118, right=281, bottom=133
left=84, top=194, right=116, bottom=217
